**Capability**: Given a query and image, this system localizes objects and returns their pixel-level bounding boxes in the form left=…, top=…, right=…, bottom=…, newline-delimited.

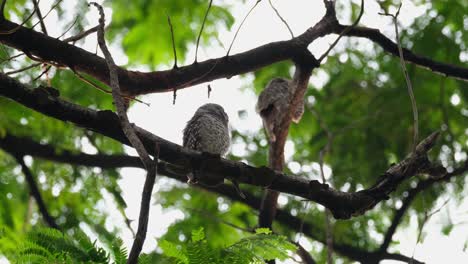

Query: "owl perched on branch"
left=256, top=78, right=304, bottom=142
left=183, top=103, right=230, bottom=184
left=183, top=103, right=230, bottom=156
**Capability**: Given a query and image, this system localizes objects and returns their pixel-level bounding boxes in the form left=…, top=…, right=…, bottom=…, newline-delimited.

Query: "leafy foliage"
left=0, top=0, right=467, bottom=263
left=107, top=0, right=235, bottom=67
left=160, top=227, right=296, bottom=264
left=2, top=228, right=109, bottom=263
left=1, top=227, right=295, bottom=264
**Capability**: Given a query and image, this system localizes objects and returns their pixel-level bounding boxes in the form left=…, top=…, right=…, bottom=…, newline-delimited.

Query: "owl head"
left=195, top=103, right=229, bottom=125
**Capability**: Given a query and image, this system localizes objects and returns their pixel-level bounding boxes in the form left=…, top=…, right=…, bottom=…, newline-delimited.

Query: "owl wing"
left=183, top=116, right=203, bottom=151
left=256, top=80, right=289, bottom=115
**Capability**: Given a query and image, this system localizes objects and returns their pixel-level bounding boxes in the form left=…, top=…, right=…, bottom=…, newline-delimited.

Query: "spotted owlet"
left=256, top=78, right=304, bottom=142
left=183, top=103, right=230, bottom=184
left=183, top=103, right=230, bottom=156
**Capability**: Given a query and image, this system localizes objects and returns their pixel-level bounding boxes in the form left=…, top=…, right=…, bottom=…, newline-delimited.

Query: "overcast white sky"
left=15, top=0, right=468, bottom=263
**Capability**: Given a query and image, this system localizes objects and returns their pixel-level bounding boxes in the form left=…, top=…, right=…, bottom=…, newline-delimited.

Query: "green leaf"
left=191, top=227, right=205, bottom=242
left=442, top=223, right=454, bottom=236
left=254, top=228, right=272, bottom=235
left=159, top=240, right=189, bottom=264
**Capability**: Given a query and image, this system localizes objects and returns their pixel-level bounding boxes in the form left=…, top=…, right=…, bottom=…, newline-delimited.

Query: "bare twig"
left=13, top=154, right=60, bottom=230
left=74, top=70, right=112, bottom=93
left=89, top=3, right=157, bottom=263
left=166, top=14, right=178, bottom=69
left=0, top=0, right=6, bottom=19
left=178, top=57, right=222, bottom=88
left=195, top=0, right=213, bottom=63
left=226, top=0, right=262, bottom=56
left=5, top=62, right=42, bottom=75
left=1, top=52, right=25, bottom=64
left=314, top=108, right=334, bottom=264
left=167, top=13, right=178, bottom=104
left=295, top=200, right=309, bottom=243
left=24, top=52, right=64, bottom=68
left=127, top=145, right=158, bottom=264
left=56, top=16, right=80, bottom=40
left=89, top=1, right=153, bottom=175
left=123, top=215, right=136, bottom=238
left=191, top=208, right=253, bottom=233
left=63, top=25, right=98, bottom=43
left=0, top=3, right=37, bottom=35
left=207, top=84, right=212, bottom=98
left=32, top=64, right=51, bottom=82
left=268, top=0, right=294, bottom=38
left=380, top=4, right=419, bottom=152
left=378, top=160, right=468, bottom=255
left=73, top=70, right=149, bottom=106
left=318, top=0, right=364, bottom=62
left=31, top=0, right=64, bottom=31
left=411, top=198, right=450, bottom=262
left=32, top=0, right=48, bottom=35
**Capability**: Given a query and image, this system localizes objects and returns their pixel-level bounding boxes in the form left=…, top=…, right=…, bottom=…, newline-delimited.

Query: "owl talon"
left=231, top=180, right=246, bottom=199
left=269, top=134, right=276, bottom=142
left=187, top=172, right=198, bottom=185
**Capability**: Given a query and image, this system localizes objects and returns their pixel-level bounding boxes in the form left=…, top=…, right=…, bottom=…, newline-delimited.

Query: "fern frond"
left=222, top=232, right=297, bottom=263
left=159, top=240, right=189, bottom=264
left=111, top=237, right=128, bottom=264
left=159, top=227, right=295, bottom=264
left=191, top=227, right=205, bottom=242
left=15, top=227, right=109, bottom=263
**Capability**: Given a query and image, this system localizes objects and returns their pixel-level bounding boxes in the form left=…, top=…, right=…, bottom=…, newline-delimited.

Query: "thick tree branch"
left=258, top=58, right=316, bottom=264
left=258, top=63, right=313, bottom=254
left=208, top=178, right=424, bottom=264
left=0, top=73, right=445, bottom=220
left=379, top=159, right=468, bottom=253
left=11, top=154, right=60, bottom=230
left=0, top=133, right=143, bottom=168
left=335, top=24, right=468, bottom=82
left=0, top=4, right=466, bottom=99
left=0, top=132, right=426, bottom=264
left=0, top=17, right=320, bottom=96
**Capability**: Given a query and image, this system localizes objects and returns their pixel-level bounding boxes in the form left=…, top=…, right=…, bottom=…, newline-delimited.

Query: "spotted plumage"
left=183, top=103, right=230, bottom=156
left=256, top=78, right=304, bottom=142
left=182, top=103, right=246, bottom=198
